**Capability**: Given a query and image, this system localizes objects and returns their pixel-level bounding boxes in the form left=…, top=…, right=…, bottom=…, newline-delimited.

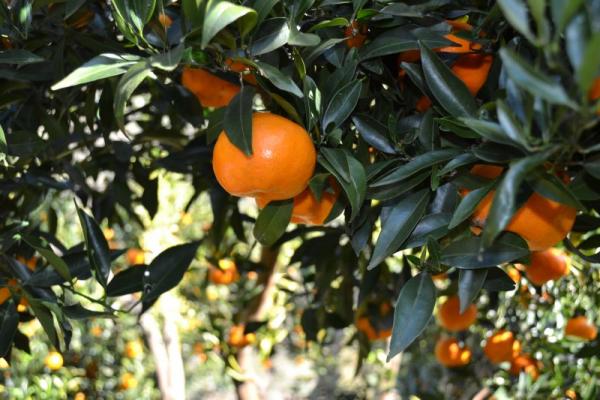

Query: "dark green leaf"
left=143, top=242, right=201, bottom=305
left=253, top=200, right=293, bottom=245
left=368, top=190, right=430, bottom=269
left=0, top=49, right=44, bottom=65
left=76, top=206, right=112, bottom=288
left=481, top=151, right=552, bottom=247
left=499, top=48, right=577, bottom=108
left=224, top=86, right=255, bottom=156
left=387, top=272, right=436, bottom=361
left=371, top=149, right=461, bottom=187
left=114, top=61, right=155, bottom=130
left=107, top=266, right=146, bottom=297
left=51, top=54, right=140, bottom=90
left=482, top=267, right=516, bottom=291
left=441, top=232, right=529, bottom=269
left=22, top=235, right=71, bottom=281
left=250, top=18, right=290, bottom=55
left=497, top=0, right=536, bottom=42
left=202, top=1, right=257, bottom=48
left=0, top=302, right=18, bottom=357
left=352, top=115, right=396, bottom=154
left=448, top=182, right=495, bottom=229
left=255, top=62, right=303, bottom=98
left=359, top=27, right=449, bottom=61
left=63, top=304, right=113, bottom=320
left=319, top=148, right=367, bottom=221
left=419, top=42, right=478, bottom=117
left=458, top=269, right=487, bottom=313
left=322, top=80, right=362, bottom=132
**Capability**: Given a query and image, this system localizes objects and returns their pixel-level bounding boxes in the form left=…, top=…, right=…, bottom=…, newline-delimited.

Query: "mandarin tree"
left=1, top=0, right=600, bottom=399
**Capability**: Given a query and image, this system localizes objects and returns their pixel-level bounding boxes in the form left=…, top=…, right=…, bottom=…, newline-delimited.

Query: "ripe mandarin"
left=213, top=113, right=316, bottom=202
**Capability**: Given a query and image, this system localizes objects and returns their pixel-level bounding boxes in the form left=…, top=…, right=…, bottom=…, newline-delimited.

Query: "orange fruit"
left=437, top=20, right=482, bottom=54
left=464, top=164, right=577, bottom=251
left=126, top=248, right=145, bottom=265
left=437, top=295, right=477, bottom=332
left=102, top=227, right=115, bottom=241
left=483, top=330, right=521, bottom=363
left=158, top=12, right=172, bottom=28
left=344, top=20, right=367, bottom=48
left=208, top=259, right=239, bottom=285
left=16, top=256, right=37, bottom=271
left=565, top=389, right=578, bottom=400
left=181, top=67, right=240, bottom=108
left=227, top=324, right=256, bottom=348
left=506, top=266, right=521, bottom=283
left=588, top=77, right=600, bottom=114
left=119, top=372, right=138, bottom=390
left=435, top=337, right=472, bottom=367
left=510, top=354, right=540, bottom=380
left=356, top=317, right=392, bottom=341
left=431, top=272, right=448, bottom=281
left=565, top=316, right=598, bottom=341
left=213, top=112, right=316, bottom=202
left=256, top=178, right=340, bottom=225
left=45, top=351, right=63, bottom=370
left=518, top=248, right=569, bottom=286
left=225, top=58, right=258, bottom=85
left=0, top=279, right=17, bottom=306
left=124, top=340, right=143, bottom=358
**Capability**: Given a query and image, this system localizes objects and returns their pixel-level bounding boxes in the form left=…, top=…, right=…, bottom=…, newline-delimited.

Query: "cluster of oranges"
left=355, top=301, right=394, bottom=341
left=434, top=293, right=597, bottom=379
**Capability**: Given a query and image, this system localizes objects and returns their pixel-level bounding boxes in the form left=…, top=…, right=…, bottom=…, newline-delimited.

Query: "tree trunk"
left=140, top=293, right=185, bottom=400
left=234, top=245, right=280, bottom=400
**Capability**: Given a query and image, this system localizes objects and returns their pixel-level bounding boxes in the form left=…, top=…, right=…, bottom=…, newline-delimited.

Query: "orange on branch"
left=213, top=113, right=316, bottom=202
left=344, top=20, right=367, bottom=48
left=119, top=373, right=138, bottom=390
left=588, top=77, right=600, bottom=114
left=208, top=259, right=239, bottom=285
left=256, top=178, right=340, bottom=225
left=565, top=316, right=598, bottom=341
left=227, top=324, right=256, bottom=348
left=518, top=248, right=569, bottom=286
left=181, top=67, right=240, bottom=108
left=435, top=337, right=472, bottom=367
left=225, top=58, right=258, bottom=85
left=437, top=295, right=477, bottom=332
left=124, top=340, right=144, bottom=358
left=510, top=354, right=540, bottom=380
left=126, top=248, right=145, bottom=265
left=464, top=164, right=577, bottom=251
left=483, top=330, right=521, bottom=363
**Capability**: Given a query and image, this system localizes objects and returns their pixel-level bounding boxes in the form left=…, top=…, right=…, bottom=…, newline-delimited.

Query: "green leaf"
left=448, top=182, right=495, bottom=229
left=322, top=80, right=362, bottom=132
left=76, top=206, right=112, bottom=288
left=0, top=49, right=44, bottom=65
left=308, top=17, right=348, bottom=32
left=459, top=118, right=521, bottom=147
left=359, top=27, right=449, bottom=61
left=528, top=173, right=585, bottom=210
left=202, top=1, right=257, bottom=49
left=113, top=61, right=155, bottom=131
left=0, top=302, right=18, bottom=357
left=496, top=99, right=531, bottom=149
left=251, top=0, right=279, bottom=27
left=288, top=25, right=320, bottom=46
left=438, top=153, right=478, bottom=175
left=352, top=115, right=396, bottom=154
left=150, top=45, right=185, bottom=71
left=387, top=272, right=436, bottom=361
left=21, top=235, right=71, bottom=282
left=368, top=189, right=430, bottom=269
left=51, top=54, right=140, bottom=90
left=65, top=0, right=88, bottom=19
left=319, top=148, right=367, bottom=221
left=143, top=242, right=201, bottom=306
left=401, top=213, right=452, bottom=250
left=303, top=38, right=347, bottom=65
left=303, top=75, right=321, bottom=131
left=577, top=32, right=600, bottom=94
left=482, top=267, right=516, bottom=291
left=497, top=0, right=536, bottom=43
left=253, top=200, right=293, bottom=245
left=499, top=48, right=577, bottom=109
left=224, top=86, right=255, bottom=156
left=441, top=232, right=530, bottom=269
left=419, top=42, right=478, bottom=117
left=481, top=151, right=552, bottom=247
left=0, top=124, right=6, bottom=156
left=371, top=149, right=461, bottom=187
left=458, top=269, right=487, bottom=313
left=29, top=301, right=60, bottom=350
left=107, top=266, right=146, bottom=297
left=182, top=0, right=205, bottom=30
left=565, top=14, right=587, bottom=73
left=550, top=0, right=584, bottom=32
left=255, top=62, right=303, bottom=98
left=380, top=0, right=449, bottom=17
left=249, top=18, right=290, bottom=55
left=63, top=304, right=113, bottom=320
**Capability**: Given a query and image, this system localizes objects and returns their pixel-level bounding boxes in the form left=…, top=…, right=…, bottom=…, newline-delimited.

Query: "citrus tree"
left=1, top=0, right=600, bottom=399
